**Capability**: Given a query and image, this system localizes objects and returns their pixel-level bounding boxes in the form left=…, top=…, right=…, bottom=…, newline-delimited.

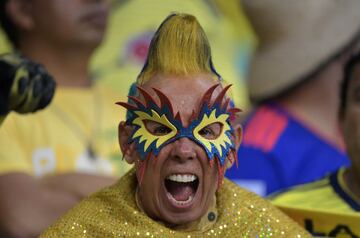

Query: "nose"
left=171, top=138, right=197, bottom=162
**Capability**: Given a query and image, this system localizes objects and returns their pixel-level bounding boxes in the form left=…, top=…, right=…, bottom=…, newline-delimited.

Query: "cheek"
left=143, top=144, right=172, bottom=172
left=34, top=8, right=74, bottom=35
left=344, top=111, right=360, bottom=136
left=343, top=111, right=360, bottom=155
left=203, top=164, right=219, bottom=193
left=49, top=1, right=81, bottom=27
left=193, top=140, right=212, bottom=160
left=348, top=122, right=360, bottom=148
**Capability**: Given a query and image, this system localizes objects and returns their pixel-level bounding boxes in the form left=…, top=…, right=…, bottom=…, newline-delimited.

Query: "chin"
left=77, top=32, right=105, bottom=48
left=162, top=209, right=205, bottom=226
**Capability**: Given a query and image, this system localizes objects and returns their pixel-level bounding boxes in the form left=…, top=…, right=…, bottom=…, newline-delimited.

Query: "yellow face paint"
left=193, top=109, right=233, bottom=159
left=132, top=109, right=177, bottom=151
left=118, top=84, right=239, bottom=165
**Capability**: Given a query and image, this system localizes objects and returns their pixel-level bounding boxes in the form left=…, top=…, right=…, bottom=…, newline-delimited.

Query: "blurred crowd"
left=0, top=0, right=359, bottom=237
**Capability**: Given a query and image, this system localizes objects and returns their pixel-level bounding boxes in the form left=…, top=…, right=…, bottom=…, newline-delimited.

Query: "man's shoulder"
left=220, top=178, right=297, bottom=209
left=269, top=171, right=356, bottom=215
left=270, top=176, right=331, bottom=207
left=268, top=170, right=360, bottom=236
left=216, top=179, right=310, bottom=237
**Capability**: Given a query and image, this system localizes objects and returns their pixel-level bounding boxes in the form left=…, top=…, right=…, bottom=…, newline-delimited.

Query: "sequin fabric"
left=41, top=169, right=310, bottom=237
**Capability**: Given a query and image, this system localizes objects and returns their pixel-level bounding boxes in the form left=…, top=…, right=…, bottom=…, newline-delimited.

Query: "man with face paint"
left=41, top=14, right=309, bottom=237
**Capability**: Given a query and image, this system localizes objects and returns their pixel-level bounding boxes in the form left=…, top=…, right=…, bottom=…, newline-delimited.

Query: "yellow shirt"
left=271, top=168, right=360, bottom=214
left=0, top=84, right=132, bottom=177
left=271, top=168, right=360, bottom=236
left=41, top=169, right=310, bottom=237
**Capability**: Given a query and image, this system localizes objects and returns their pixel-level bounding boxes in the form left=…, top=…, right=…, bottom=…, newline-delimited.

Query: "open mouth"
left=164, top=174, right=199, bottom=206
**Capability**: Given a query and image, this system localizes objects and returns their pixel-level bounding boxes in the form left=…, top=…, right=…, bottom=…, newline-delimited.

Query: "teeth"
left=166, top=174, right=197, bottom=183
left=167, top=193, right=194, bottom=205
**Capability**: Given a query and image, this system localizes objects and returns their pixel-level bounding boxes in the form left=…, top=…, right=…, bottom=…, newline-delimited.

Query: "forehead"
left=142, top=74, right=219, bottom=113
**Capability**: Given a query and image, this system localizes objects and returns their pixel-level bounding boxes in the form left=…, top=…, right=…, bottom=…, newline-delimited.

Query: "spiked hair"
left=137, top=13, right=221, bottom=84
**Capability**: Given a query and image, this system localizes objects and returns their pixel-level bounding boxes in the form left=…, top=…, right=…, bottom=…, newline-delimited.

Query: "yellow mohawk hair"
left=137, top=13, right=221, bottom=84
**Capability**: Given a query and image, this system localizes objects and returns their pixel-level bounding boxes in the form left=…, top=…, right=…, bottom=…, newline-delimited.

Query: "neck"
left=344, top=167, right=360, bottom=200
left=275, top=67, right=343, bottom=148
left=135, top=186, right=216, bottom=231
left=18, top=38, right=94, bottom=88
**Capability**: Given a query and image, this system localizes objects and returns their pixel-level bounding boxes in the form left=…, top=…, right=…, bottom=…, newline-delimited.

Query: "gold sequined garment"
left=41, top=169, right=310, bottom=237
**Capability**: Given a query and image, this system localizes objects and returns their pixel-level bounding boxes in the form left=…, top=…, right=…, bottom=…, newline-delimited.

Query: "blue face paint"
left=121, top=84, right=237, bottom=166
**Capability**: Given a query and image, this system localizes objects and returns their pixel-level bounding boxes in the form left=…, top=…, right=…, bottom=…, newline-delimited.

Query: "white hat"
left=242, top=0, right=360, bottom=102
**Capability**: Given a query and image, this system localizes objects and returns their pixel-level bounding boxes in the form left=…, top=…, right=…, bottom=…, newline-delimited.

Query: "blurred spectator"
left=271, top=53, right=360, bottom=236
left=226, top=0, right=360, bottom=196
left=90, top=0, right=256, bottom=109
left=0, top=0, right=256, bottom=108
left=0, top=0, right=131, bottom=237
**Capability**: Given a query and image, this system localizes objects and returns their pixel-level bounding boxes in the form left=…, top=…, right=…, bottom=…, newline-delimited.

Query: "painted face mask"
left=117, top=84, right=240, bottom=166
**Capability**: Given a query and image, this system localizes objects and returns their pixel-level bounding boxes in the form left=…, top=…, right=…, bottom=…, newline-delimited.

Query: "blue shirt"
left=226, top=102, right=350, bottom=196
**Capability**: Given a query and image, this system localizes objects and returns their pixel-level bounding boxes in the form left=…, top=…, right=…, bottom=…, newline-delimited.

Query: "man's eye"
left=144, top=120, right=172, bottom=136
left=199, top=127, right=215, bottom=137
left=153, top=125, right=172, bottom=135
left=198, top=122, right=222, bottom=140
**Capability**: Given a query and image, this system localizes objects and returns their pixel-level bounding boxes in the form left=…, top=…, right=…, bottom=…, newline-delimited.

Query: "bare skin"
left=119, top=73, right=242, bottom=227
left=276, top=57, right=347, bottom=148
left=0, top=0, right=116, bottom=237
left=11, top=0, right=109, bottom=87
left=276, top=41, right=360, bottom=149
left=0, top=172, right=115, bottom=238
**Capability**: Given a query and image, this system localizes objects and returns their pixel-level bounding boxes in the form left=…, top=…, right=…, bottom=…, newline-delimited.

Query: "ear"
left=233, top=123, right=242, bottom=149
left=6, top=0, right=34, bottom=31
left=226, top=123, right=242, bottom=169
left=118, top=121, right=136, bottom=164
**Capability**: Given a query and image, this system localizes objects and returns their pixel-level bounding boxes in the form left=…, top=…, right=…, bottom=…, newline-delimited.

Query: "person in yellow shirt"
left=0, top=0, right=256, bottom=110
left=0, top=0, right=131, bottom=237
left=271, top=53, right=360, bottom=237
left=41, top=13, right=309, bottom=238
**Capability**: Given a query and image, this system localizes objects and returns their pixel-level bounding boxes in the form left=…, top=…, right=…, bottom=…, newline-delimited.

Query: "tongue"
left=166, top=181, right=195, bottom=201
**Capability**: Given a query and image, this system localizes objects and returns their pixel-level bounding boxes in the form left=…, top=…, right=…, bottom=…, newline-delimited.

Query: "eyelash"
left=153, top=125, right=172, bottom=135
left=199, top=127, right=215, bottom=136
